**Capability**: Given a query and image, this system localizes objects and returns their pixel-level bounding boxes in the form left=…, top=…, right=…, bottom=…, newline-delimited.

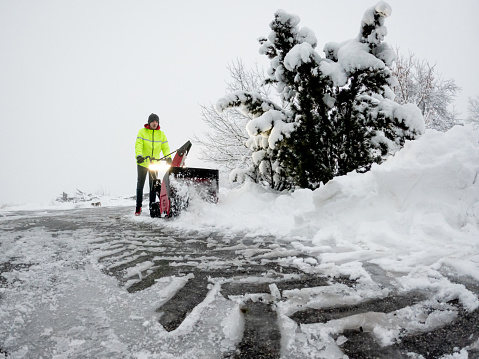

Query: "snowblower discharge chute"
left=148, top=141, right=219, bottom=218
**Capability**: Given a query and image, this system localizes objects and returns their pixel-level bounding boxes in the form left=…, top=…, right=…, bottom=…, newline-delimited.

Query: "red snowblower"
left=145, top=141, right=219, bottom=218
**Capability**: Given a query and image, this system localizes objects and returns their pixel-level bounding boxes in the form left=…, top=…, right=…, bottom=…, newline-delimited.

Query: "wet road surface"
left=1, top=206, right=478, bottom=358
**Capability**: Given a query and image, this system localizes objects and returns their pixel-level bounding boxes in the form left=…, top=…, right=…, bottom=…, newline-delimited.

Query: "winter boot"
left=135, top=206, right=142, bottom=216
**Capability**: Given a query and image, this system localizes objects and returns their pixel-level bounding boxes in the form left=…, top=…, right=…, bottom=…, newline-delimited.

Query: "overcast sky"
left=1, top=0, right=478, bottom=205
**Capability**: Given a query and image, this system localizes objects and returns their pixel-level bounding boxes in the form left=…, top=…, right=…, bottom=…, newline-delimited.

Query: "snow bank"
left=308, top=125, right=479, bottom=279
left=171, top=125, right=479, bottom=234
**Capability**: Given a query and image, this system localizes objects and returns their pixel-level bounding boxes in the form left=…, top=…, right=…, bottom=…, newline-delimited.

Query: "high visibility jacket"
left=135, top=124, right=171, bottom=168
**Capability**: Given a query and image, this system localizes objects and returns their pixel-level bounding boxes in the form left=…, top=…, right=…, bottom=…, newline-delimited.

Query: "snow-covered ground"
left=1, top=125, right=479, bottom=358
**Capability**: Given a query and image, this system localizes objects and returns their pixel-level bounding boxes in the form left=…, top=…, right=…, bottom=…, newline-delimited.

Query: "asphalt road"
left=1, top=206, right=478, bottom=358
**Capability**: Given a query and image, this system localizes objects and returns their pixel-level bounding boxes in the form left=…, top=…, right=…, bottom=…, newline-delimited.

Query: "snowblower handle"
left=143, top=156, right=165, bottom=163
left=143, top=150, right=178, bottom=163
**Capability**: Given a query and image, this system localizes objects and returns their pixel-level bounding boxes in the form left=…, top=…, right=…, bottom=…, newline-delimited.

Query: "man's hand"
left=166, top=157, right=173, bottom=165
left=136, top=155, right=144, bottom=164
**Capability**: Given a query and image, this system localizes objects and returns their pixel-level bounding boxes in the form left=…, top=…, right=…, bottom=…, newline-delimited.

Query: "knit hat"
left=148, top=113, right=159, bottom=124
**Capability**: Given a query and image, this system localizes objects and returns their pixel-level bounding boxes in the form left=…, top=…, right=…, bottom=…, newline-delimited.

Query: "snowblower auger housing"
left=149, top=141, right=219, bottom=218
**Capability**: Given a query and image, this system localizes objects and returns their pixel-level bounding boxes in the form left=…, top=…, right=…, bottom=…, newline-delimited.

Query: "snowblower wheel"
left=149, top=202, right=161, bottom=218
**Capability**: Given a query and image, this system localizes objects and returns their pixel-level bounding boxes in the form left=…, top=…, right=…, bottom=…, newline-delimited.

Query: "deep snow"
left=1, top=124, right=479, bottom=358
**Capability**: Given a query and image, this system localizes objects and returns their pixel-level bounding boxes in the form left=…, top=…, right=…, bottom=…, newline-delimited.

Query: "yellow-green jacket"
left=135, top=125, right=171, bottom=168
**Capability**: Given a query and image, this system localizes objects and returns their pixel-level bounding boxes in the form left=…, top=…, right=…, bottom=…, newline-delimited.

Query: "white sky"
left=1, top=0, right=478, bottom=204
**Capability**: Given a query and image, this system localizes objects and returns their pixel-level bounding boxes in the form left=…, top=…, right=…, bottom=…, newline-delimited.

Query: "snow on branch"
left=246, top=110, right=297, bottom=149
left=338, top=40, right=386, bottom=72
left=284, top=42, right=320, bottom=71
left=359, top=1, right=392, bottom=46
left=216, top=90, right=282, bottom=116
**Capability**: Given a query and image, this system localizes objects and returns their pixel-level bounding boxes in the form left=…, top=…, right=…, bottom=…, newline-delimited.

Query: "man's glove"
left=136, top=155, right=144, bottom=164
left=166, top=157, right=172, bottom=165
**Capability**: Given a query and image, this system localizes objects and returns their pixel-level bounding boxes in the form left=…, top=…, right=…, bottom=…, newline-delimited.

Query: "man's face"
left=150, top=120, right=159, bottom=130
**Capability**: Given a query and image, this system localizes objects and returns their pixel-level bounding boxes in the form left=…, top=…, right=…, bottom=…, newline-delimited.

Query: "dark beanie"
left=148, top=113, right=159, bottom=124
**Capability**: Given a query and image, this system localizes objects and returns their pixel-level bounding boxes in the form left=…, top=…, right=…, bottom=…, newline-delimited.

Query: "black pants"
left=136, top=165, right=157, bottom=208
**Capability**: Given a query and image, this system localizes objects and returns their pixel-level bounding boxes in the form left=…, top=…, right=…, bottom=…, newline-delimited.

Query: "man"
left=135, top=113, right=172, bottom=216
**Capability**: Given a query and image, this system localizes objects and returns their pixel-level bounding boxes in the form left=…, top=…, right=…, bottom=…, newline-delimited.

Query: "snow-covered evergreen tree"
left=217, top=1, right=424, bottom=190
left=258, top=9, right=333, bottom=188
left=322, top=2, right=425, bottom=177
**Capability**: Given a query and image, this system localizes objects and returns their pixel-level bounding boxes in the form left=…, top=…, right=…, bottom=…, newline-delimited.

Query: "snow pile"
left=307, top=125, right=479, bottom=283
